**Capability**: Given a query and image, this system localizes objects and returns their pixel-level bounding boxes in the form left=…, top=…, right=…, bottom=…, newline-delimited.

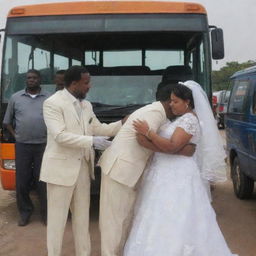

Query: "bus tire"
left=231, top=156, right=254, bottom=199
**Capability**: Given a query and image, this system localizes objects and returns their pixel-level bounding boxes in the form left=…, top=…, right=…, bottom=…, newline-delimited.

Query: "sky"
left=0, top=0, right=255, bottom=70
left=182, top=0, right=256, bottom=70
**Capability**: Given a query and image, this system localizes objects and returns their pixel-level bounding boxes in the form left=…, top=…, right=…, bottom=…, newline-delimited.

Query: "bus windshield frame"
left=1, top=12, right=211, bottom=138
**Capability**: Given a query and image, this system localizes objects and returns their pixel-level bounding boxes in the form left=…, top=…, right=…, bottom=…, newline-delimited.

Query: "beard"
left=73, top=90, right=87, bottom=100
left=26, top=84, right=41, bottom=92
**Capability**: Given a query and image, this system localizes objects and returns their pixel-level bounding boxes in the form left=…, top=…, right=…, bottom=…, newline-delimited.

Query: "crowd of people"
left=3, top=65, right=237, bottom=256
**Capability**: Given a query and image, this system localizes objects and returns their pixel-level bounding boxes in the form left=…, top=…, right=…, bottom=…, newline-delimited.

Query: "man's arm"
left=87, top=102, right=122, bottom=137
left=90, top=115, right=122, bottom=137
left=3, top=97, right=15, bottom=139
left=5, top=124, right=15, bottom=138
left=176, top=143, right=196, bottom=156
left=136, top=134, right=162, bottom=152
left=136, top=134, right=196, bottom=156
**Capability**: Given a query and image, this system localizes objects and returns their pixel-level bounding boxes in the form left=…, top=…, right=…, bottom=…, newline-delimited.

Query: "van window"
left=228, top=80, right=250, bottom=113
left=223, top=90, right=230, bottom=104
left=252, top=84, right=256, bottom=114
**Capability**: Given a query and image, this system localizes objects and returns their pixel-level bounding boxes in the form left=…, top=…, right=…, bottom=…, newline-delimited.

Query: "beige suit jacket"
left=99, top=101, right=166, bottom=188
left=40, top=89, right=122, bottom=186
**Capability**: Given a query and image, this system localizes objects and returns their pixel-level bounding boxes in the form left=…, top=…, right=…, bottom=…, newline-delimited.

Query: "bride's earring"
left=186, top=104, right=189, bottom=110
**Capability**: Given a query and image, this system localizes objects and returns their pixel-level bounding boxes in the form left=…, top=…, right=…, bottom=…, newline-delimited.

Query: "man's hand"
left=93, top=136, right=112, bottom=150
left=178, top=143, right=196, bottom=156
left=5, top=124, right=16, bottom=139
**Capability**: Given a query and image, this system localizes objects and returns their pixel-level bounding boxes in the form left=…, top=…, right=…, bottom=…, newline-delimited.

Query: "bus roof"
left=8, top=1, right=207, bottom=17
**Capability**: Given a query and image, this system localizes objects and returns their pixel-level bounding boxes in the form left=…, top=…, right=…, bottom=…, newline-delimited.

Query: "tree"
left=212, top=61, right=256, bottom=91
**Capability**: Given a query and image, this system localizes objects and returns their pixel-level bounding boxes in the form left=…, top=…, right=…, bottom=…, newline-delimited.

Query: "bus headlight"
left=3, top=160, right=16, bottom=170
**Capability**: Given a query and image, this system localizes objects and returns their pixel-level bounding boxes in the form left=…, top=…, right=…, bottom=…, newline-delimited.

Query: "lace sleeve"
left=177, top=113, right=198, bottom=136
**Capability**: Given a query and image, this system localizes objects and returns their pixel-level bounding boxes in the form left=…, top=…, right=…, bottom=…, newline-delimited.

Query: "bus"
left=0, top=1, right=224, bottom=190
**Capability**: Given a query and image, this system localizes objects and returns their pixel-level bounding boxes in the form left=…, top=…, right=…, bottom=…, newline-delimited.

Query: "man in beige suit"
left=99, top=83, right=194, bottom=256
left=40, top=66, right=122, bottom=256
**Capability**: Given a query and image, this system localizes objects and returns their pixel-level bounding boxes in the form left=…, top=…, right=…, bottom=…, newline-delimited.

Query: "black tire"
left=216, top=116, right=223, bottom=129
left=218, top=116, right=225, bottom=129
left=231, top=156, right=254, bottom=199
left=221, top=121, right=225, bottom=129
left=218, top=122, right=225, bottom=129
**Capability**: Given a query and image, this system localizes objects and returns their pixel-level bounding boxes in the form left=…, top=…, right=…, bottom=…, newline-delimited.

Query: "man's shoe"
left=18, top=217, right=30, bottom=226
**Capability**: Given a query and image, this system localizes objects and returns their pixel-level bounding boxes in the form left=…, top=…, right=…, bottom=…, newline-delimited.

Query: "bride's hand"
left=133, top=119, right=150, bottom=135
left=136, top=133, right=149, bottom=146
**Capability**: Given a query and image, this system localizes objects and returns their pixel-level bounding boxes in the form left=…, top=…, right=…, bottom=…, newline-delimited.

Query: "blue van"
left=226, top=65, right=256, bottom=199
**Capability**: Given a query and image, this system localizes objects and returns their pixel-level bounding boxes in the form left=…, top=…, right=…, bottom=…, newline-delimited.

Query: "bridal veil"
left=180, top=80, right=227, bottom=183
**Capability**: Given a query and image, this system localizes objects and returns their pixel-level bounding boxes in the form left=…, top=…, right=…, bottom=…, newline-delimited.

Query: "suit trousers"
left=47, top=159, right=91, bottom=256
left=100, top=173, right=137, bottom=256
left=15, top=142, right=47, bottom=220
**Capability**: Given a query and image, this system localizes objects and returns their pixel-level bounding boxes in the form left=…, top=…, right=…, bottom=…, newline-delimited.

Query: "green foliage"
left=212, top=60, right=256, bottom=91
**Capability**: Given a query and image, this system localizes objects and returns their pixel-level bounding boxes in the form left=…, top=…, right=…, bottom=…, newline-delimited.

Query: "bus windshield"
left=2, top=30, right=209, bottom=106
left=3, top=39, right=187, bottom=106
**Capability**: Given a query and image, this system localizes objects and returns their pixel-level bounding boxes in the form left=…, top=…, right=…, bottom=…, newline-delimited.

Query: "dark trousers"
left=15, top=142, right=47, bottom=220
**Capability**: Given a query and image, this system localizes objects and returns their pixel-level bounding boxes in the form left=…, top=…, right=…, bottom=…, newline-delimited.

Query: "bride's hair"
left=171, top=84, right=194, bottom=109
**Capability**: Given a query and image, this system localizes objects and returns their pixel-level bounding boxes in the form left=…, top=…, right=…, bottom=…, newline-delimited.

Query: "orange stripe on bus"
left=8, top=1, right=206, bottom=17
left=0, top=144, right=16, bottom=190
left=0, top=143, right=15, bottom=159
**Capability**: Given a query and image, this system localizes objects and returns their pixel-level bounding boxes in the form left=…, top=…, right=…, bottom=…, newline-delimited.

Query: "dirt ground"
left=0, top=189, right=101, bottom=256
left=1, top=180, right=256, bottom=256
left=1, top=131, right=256, bottom=256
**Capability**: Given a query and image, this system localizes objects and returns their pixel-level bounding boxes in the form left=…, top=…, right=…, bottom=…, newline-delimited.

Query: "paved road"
left=0, top=131, right=256, bottom=256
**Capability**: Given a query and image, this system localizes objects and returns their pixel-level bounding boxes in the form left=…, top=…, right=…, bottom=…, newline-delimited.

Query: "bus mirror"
left=211, top=28, right=224, bottom=60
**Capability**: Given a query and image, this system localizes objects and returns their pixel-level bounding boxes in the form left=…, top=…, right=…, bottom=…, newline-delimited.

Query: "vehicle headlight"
left=3, top=160, right=16, bottom=170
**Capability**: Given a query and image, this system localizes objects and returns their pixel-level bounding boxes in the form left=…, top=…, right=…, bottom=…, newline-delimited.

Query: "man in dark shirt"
left=3, top=69, right=50, bottom=226
left=54, top=70, right=65, bottom=91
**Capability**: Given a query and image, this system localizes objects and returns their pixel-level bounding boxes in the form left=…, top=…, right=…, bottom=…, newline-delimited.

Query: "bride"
left=123, top=81, right=237, bottom=256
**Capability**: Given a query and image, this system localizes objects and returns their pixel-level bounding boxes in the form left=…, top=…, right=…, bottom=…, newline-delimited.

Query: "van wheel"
left=231, top=157, right=254, bottom=199
left=218, top=123, right=225, bottom=129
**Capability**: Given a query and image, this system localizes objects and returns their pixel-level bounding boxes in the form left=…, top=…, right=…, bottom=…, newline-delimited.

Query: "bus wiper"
left=101, top=104, right=146, bottom=111
left=91, top=102, right=120, bottom=108
left=92, top=103, right=147, bottom=114
left=100, top=104, right=146, bottom=112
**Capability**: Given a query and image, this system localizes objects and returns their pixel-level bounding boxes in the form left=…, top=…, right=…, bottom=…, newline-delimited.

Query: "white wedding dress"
left=123, top=113, right=237, bottom=256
